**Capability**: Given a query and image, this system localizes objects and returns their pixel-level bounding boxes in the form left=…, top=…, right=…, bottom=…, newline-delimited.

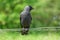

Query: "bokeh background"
left=0, top=0, right=60, bottom=40
left=0, top=0, right=60, bottom=29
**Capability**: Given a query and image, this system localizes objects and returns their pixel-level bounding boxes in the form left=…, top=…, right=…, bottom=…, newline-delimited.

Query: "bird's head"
left=24, top=5, right=33, bottom=11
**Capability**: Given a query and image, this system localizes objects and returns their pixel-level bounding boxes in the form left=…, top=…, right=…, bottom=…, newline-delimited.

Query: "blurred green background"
left=0, top=0, right=60, bottom=29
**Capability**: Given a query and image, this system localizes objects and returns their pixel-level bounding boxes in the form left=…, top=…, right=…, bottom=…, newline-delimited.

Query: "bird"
left=20, top=5, right=33, bottom=35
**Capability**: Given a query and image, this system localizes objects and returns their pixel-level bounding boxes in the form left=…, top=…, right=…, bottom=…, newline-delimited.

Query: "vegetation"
left=0, top=31, right=60, bottom=40
left=0, top=0, right=60, bottom=28
left=0, top=0, right=60, bottom=40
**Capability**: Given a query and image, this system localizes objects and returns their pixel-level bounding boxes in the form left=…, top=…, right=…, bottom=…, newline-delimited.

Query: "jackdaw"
left=20, top=5, right=33, bottom=35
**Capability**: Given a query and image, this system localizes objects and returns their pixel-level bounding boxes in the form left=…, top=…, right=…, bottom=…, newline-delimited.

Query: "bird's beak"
left=32, top=7, right=34, bottom=10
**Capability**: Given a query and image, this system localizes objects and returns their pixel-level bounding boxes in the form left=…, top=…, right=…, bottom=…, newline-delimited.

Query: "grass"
left=0, top=31, right=60, bottom=40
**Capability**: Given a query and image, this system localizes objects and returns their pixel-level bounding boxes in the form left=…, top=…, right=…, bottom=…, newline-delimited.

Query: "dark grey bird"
left=20, top=6, right=33, bottom=35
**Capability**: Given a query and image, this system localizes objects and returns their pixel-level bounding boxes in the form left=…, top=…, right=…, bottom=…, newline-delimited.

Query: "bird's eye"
left=29, top=6, right=33, bottom=10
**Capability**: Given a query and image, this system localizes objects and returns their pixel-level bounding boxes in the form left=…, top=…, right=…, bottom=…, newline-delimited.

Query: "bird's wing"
left=31, top=15, right=32, bottom=20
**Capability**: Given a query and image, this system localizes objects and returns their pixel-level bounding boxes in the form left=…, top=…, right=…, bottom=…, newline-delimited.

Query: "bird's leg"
left=21, top=28, right=25, bottom=35
left=24, top=26, right=30, bottom=35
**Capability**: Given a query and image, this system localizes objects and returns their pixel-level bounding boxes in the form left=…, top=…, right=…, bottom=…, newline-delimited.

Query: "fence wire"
left=0, top=27, right=60, bottom=31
